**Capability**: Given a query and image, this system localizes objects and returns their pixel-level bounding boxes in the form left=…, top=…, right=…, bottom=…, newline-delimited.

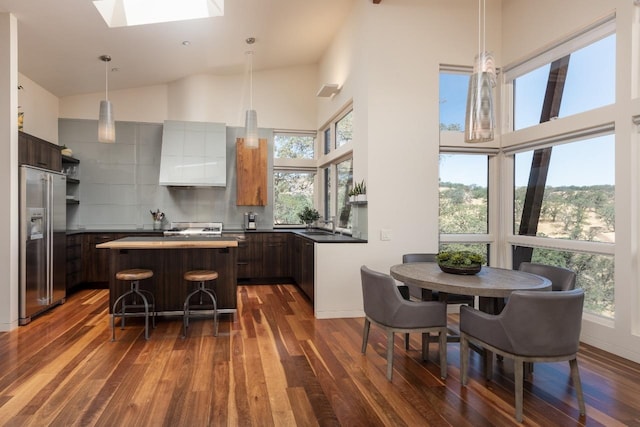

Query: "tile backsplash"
left=59, top=119, right=274, bottom=231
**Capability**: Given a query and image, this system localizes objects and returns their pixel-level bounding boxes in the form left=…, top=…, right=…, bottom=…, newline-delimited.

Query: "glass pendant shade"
left=98, top=100, right=115, bottom=143
left=464, top=70, right=495, bottom=143
left=244, top=109, right=259, bottom=149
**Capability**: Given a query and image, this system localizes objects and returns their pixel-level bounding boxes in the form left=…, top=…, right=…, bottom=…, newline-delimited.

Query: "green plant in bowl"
left=298, top=206, right=320, bottom=226
left=436, top=250, right=485, bottom=275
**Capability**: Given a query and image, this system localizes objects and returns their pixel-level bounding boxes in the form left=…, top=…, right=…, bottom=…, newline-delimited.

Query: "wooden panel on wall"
left=236, top=138, right=267, bottom=206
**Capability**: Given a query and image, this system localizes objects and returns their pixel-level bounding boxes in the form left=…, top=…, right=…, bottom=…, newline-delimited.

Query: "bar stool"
left=111, top=268, right=155, bottom=341
left=183, top=270, right=218, bottom=337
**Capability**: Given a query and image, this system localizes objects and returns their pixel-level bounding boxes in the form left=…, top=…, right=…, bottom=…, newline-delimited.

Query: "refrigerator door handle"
left=47, top=174, right=53, bottom=305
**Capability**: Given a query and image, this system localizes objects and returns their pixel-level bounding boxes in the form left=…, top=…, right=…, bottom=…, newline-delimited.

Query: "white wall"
left=0, top=13, right=19, bottom=331
left=17, top=73, right=59, bottom=143
left=59, top=64, right=318, bottom=130
left=314, top=0, right=501, bottom=318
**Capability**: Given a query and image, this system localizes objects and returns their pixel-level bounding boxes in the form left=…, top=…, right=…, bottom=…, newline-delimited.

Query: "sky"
left=439, top=34, right=616, bottom=187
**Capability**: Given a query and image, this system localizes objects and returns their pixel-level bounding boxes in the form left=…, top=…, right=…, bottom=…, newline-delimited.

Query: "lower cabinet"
left=83, top=233, right=123, bottom=283
left=262, top=233, right=289, bottom=278
left=66, top=234, right=83, bottom=291
left=231, top=232, right=291, bottom=281
left=292, top=235, right=314, bottom=301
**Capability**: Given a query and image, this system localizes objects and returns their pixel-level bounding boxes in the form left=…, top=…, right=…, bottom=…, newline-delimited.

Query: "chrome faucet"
left=321, top=216, right=337, bottom=234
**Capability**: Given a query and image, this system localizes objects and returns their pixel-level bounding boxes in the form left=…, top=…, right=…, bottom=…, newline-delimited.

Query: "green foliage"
left=274, top=135, right=314, bottom=159
left=273, top=171, right=314, bottom=225
left=436, top=250, right=485, bottom=267
left=297, top=206, right=320, bottom=224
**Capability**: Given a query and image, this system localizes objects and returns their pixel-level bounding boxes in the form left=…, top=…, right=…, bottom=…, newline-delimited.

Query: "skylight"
left=93, top=0, right=224, bottom=28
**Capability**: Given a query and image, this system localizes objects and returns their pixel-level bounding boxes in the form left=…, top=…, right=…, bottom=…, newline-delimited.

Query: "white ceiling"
left=0, top=0, right=357, bottom=98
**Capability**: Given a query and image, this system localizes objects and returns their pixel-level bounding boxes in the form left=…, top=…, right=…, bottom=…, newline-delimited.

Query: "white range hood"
left=159, top=120, right=227, bottom=187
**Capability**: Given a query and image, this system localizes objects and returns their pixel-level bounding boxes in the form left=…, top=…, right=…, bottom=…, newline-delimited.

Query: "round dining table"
left=390, top=262, right=551, bottom=313
left=390, top=262, right=552, bottom=376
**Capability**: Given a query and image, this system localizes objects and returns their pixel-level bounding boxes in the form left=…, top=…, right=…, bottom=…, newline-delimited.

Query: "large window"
left=506, top=18, right=616, bottom=319
left=273, top=131, right=317, bottom=225
left=320, top=105, right=355, bottom=233
left=510, top=30, right=615, bottom=131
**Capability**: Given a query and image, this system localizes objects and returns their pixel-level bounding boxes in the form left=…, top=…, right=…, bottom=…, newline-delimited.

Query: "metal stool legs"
left=183, top=280, right=218, bottom=338
left=111, top=279, right=156, bottom=341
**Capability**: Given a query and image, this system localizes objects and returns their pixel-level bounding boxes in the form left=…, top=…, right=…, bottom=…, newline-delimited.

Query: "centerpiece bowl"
left=436, top=250, right=484, bottom=275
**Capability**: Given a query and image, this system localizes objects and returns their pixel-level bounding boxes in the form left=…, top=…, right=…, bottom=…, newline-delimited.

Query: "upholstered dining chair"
left=399, top=253, right=475, bottom=350
left=460, top=289, right=586, bottom=423
left=517, top=262, right=577, bottom=376
left=518, top=262, right=576, bottom=291
left=360, top=265, right=448, bottom=381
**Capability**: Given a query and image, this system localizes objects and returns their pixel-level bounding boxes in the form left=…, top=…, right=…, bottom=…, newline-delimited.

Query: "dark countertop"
left=67, top=228, right=366, bottom=243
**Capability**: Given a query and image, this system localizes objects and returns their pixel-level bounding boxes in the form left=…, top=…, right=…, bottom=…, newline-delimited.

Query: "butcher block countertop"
left=96, top=236, right=239, bottom=249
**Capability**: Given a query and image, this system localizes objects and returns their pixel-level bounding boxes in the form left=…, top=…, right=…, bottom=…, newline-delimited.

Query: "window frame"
left=319, top=104, right=355, bottom=234
left=273, top=129, right=318, bottom=228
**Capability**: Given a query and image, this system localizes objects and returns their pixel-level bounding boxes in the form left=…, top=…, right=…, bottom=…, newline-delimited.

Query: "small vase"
left=153, top=220, right=162, bottom=230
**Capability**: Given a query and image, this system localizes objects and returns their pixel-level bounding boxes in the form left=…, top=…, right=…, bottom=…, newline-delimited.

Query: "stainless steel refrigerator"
left=20, top=165, right=67, bottom=325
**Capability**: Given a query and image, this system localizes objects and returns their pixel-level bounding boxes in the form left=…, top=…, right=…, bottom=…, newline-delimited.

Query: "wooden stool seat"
left=184, top=270, right=218, bottom=282
left=116, top=268, right=154, bottom=281
left=183, top=270, right=219, bottom=338
left=111, top=268, right=155, bottom=341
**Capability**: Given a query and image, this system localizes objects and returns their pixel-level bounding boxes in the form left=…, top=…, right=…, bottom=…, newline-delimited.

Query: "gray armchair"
left=360, top=266, right=448, bottom=381
left=460, top=289, right=586, bottom=422
left=518, top=262, right=576, bottom=291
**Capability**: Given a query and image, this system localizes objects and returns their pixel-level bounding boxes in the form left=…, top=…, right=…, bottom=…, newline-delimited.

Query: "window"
left=273, top=171, right=316, bottom=225
left=439, top=68, right=493, bottom=258
left=320, top=104, right=355, bottom=233
left=506, top=18, right=616, bottom=319
left=510, top=32, right=615, bottom=131
left=439, top=72, right=470, bottom=132
left=439, top=154, right=488, bottom=234
left=274, top=133, right=315, bottom=159
left=512, top=135, right=615, bottom=318
left=336, top=157, right=353, bottom=228
left=335, top=110, right=353, bottom=149
left=273, top=131, right=317, bottom=225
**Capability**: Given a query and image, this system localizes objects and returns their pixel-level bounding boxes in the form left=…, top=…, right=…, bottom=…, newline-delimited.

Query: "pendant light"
left=98, top=54, right=115, bottom=143
left=464, top=0, right=496, bottom=143
left=244, top=38, right=259, bottom=149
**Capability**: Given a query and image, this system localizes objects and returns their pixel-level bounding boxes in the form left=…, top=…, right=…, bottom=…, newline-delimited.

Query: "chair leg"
left=405, top=333, right=410, bottom=350
left=569, top=358, right=586, bottom=416
left=421, top=332, right=430, bottom=361
left=438, top=329, right=447, bottom=379
left=386, top=331, right=394, bottom=380
left=514, top=359, right=524, bottom=423
left=460, top=334, right=469, bottom=385
left=361, top=318, right=370, bottom=353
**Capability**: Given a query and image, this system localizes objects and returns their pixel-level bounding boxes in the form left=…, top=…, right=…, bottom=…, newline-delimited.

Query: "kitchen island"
left=97, top=236, right=238, bottom=315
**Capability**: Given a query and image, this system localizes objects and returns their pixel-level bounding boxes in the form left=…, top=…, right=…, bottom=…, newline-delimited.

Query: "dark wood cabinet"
left=83, top=233, right=123, bottom=283
left=292, top=235, right=314, bottom=301
left=227, top=233, right=262, bottom=279
left=19, top=131, right=62, bottom=172
left=66, top=234, right=83, bottom=291
left=108, top=247, right=237, bottom=312
left=262, top=233, right=289, bottom=278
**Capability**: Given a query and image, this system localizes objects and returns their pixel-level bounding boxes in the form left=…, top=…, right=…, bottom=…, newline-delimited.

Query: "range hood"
left=159, top=120, right=227, bottom=187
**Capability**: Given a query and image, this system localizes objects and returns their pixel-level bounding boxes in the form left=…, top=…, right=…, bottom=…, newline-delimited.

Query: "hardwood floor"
left=1, top=285, right=639, bottom=426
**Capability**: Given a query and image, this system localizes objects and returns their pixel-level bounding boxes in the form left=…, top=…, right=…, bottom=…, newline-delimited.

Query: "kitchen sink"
left=301, top=230, right=333, bottom=236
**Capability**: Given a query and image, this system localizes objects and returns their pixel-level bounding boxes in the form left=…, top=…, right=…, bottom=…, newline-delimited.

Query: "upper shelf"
left=61, top=154, right=79, bottom=164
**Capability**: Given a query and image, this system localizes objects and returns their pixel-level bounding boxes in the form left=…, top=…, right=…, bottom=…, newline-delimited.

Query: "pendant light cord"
left=105, top=59, right=109, bottom=101
left=248, top=51, right=254, bottom=110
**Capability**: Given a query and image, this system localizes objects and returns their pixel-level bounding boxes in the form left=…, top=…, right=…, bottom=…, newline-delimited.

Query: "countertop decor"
left=436, top=250, right=484, bottom=275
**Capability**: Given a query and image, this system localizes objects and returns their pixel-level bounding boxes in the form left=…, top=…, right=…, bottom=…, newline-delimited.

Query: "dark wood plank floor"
left=1, top=285, right=639, bottom=426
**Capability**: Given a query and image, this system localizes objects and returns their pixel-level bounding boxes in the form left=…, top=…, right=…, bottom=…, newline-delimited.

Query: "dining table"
left=389, top=262, right=552, bottom=376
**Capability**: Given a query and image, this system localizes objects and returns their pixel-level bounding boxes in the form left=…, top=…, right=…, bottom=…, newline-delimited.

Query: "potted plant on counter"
left=298, top=206, right=320, bottom=229
left=349, top=179, right=367, bottom=203
left=436, top=250, right=485, bottom=275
